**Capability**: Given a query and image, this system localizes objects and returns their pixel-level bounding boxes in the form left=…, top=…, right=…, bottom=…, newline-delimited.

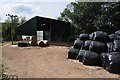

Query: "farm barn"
left=17, top=16, right=70, bottom=42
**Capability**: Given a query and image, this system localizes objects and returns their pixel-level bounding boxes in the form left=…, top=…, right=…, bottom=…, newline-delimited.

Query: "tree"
left=2, top=16, right=26, bottom=41
left=2, top=18, right=12, bottom=41
left=20, top=16, right=26, bottom=24
left=94, top=2, right=120, bottom=34
left=58, top=2, right=103, bottom=35
left=58, top=1, right=120, bottom=36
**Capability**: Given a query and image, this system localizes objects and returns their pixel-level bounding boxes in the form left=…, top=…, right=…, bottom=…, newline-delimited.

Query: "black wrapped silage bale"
left=109, top=34, right=115, bottom=42
left=79, top=34, right=90, bottom=41
left=73, top=38, right=84, bottom=49
left=89, top=32, right=94, bottom=40
left=100, top=52, right=110, bottom=67
left=82, top=51, right=101, bottom=66
left=104, top=52, right=120, bottom=74
left=92, top=31, right=110, bottom=43
left=89, top=41, right=108, bottom=54
left=114, top=30, right=120, bottom=40
left=84, top=40, right=91, bottom=50
left=77, top=50, right=86, bottom=62
left=107, top=42, right=114, bottom=52
left=113, top=40, right=120, bottom=52
left=68, top=47, right=79, bottom=59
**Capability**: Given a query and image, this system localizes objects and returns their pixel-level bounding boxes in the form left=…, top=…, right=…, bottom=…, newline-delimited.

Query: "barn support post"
left=61, top=27, right=62, bottom=42
left=49, top=20, right=52, bottom=42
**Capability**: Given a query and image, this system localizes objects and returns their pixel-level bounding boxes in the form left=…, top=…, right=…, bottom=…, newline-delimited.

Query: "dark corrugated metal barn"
left=17, top=16, right=70, bottom=42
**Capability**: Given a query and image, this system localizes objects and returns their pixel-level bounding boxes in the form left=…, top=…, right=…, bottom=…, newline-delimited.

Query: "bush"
left=0, top=64, right=3, bottom=80
left=68, top=35, right=76, bottom=43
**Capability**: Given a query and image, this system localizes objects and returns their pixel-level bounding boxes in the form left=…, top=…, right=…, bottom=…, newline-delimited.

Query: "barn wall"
left=17, top=16, right=70, bottom=42
left=51, top=20, right=70, bottom=42
left=17, top=17, right=37, bottom=36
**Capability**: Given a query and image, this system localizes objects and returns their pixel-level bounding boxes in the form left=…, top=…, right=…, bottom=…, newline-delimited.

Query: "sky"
left=0, top=0, right=75, bottom=22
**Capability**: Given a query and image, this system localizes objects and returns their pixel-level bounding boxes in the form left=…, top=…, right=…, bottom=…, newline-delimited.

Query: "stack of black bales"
left=81, top=31, right=108, bottom=66
left=68, top=30, right=120, bottom=74
left=102, top=30, right=120, bottom=74
left=68, top=34, right=88, bottom=59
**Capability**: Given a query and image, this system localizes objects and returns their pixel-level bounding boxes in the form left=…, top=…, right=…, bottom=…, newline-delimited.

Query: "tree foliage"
left=2, top=16, right=26, bottom=41
left=94, top=2, right=120, bottom=34
left=58, top=2, right=120, bottom=37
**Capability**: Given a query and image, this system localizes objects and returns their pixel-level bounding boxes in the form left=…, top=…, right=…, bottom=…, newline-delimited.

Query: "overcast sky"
left=0, top=0, right=75, bottom=22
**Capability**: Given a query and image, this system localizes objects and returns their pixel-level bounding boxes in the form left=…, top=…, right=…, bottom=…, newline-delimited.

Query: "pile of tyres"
left=68, top=30, right=120, bottom=74
left=17, top=36, right=50, bottom=47
left=17, top=40, right=50, bottom=47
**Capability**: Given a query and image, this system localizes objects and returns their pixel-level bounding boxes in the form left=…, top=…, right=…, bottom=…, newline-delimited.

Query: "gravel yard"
left=2, top=43, right=119, bottom=78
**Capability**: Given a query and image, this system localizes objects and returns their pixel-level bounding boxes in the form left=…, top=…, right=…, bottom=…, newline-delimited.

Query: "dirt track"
left=2, top=44, right=119, bottom=78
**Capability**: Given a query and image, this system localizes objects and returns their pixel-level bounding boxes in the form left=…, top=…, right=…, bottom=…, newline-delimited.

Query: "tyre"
left=18, top=42, right=29, bottom=47
left=38, top=41, right=45, bottom=47
left=29, top=41, right=37, bottom=46
left=38, top=40, right=50, bottom=47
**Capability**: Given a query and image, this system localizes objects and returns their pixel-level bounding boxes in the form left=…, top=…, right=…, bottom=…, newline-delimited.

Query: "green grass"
left=0, top=64, right=3, bottom=80
left=12, top=41, right=17, bottom=45
left=1, top=41, right=17, bottom=45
